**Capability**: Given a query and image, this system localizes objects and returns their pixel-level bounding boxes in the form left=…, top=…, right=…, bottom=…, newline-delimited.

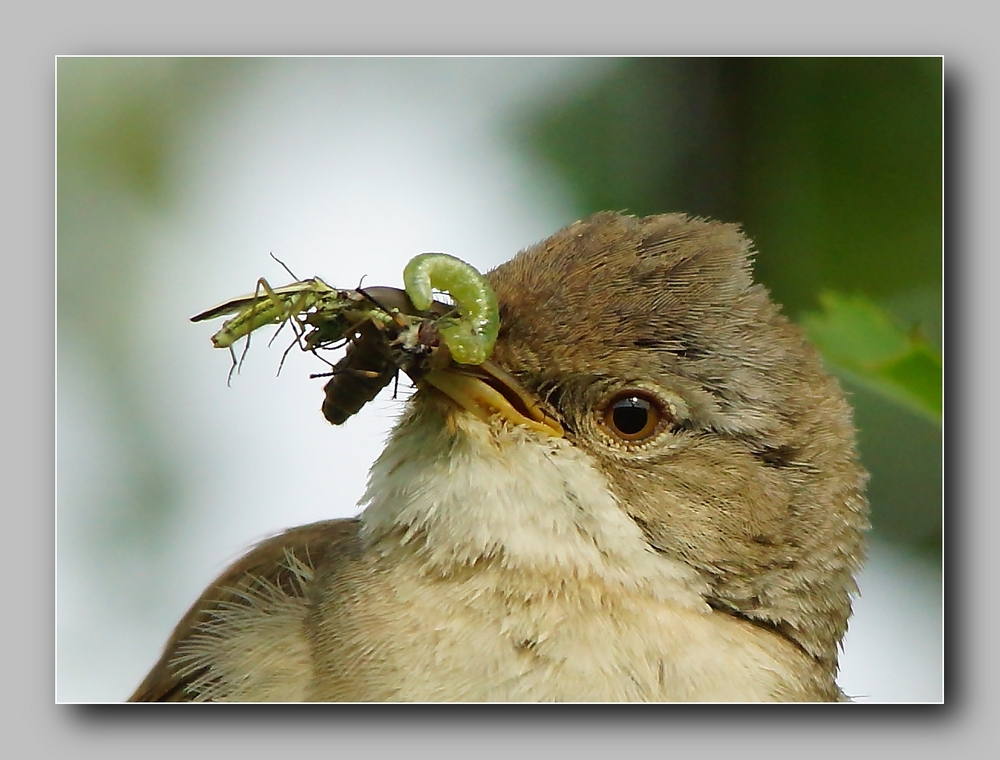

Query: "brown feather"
left=129, top=519, right=362, bottom=702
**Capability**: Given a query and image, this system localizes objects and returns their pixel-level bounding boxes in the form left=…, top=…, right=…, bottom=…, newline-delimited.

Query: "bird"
left=129, top=211, right=869, bottom=702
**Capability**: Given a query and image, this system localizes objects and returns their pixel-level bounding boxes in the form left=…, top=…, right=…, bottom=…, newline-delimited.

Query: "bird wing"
left=128, top=518, right=363, bottom=702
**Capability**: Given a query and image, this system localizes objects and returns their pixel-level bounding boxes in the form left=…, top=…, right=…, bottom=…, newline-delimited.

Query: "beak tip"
left=422, top=367, right=563, bottom=438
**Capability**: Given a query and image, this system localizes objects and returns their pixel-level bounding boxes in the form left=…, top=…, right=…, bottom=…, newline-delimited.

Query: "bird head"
left=360, top=211, right=868, bottom=676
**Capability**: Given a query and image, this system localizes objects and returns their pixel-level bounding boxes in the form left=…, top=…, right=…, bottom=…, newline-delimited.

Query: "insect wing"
left=190, top=278, right=335, bottom=323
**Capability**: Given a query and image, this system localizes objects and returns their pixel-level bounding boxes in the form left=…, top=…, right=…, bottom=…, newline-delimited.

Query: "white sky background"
left=56, top=57, right=941, bottom=702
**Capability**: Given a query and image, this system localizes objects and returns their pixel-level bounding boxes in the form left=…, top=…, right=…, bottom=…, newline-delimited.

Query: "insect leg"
left=235, top=277, right=273, bottom=374
left=226, top=344, right=239, bottom=387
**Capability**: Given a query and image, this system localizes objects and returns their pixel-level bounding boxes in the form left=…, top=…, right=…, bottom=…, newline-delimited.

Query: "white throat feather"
left=360, top=401, right=710, bottom=607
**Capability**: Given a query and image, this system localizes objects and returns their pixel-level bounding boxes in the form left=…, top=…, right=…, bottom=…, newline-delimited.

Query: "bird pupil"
left=613, top=398, right=649, bottom=435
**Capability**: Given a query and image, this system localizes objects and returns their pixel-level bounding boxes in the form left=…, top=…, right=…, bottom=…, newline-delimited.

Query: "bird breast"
left=333, top=398, right=825, bottom=701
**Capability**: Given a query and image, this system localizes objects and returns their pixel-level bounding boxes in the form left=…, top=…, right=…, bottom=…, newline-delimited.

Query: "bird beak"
left=421, top=360, right=564, bottom=437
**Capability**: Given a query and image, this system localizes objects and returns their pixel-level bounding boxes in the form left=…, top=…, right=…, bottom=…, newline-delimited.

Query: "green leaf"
left=801, top=292, right=942, bottom=424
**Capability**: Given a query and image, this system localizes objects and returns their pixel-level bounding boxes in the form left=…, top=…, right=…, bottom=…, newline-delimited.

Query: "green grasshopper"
left=191, top=276, right=360, bottom=385
left=190, top=277, right=341, bottom=349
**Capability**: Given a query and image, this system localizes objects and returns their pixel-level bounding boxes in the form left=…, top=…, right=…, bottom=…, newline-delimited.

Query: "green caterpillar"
left=403, top=253, right=499, bottom=365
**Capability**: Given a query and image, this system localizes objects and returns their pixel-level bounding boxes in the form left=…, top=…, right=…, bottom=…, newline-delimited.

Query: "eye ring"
left=598, top=389, right=670, bottom=443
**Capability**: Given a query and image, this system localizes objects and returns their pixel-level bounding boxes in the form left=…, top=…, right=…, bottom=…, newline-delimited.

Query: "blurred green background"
left=525, top=57, right=943, bottom=553
left=57, top=57, right=942, bottom=701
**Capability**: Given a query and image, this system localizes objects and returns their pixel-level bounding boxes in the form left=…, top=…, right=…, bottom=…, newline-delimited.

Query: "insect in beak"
left=192, top=252, right=540, bottom=432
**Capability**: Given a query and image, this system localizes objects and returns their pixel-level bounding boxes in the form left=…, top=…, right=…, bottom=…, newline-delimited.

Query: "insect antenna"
left=269, top=252, right=301, bottom=281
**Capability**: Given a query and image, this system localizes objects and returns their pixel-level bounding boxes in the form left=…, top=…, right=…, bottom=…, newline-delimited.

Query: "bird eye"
left=600, top=390, right=668, bottom=443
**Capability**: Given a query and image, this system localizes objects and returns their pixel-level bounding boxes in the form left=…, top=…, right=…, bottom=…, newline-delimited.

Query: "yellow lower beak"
left=421, top=362, right=564, bottom=437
